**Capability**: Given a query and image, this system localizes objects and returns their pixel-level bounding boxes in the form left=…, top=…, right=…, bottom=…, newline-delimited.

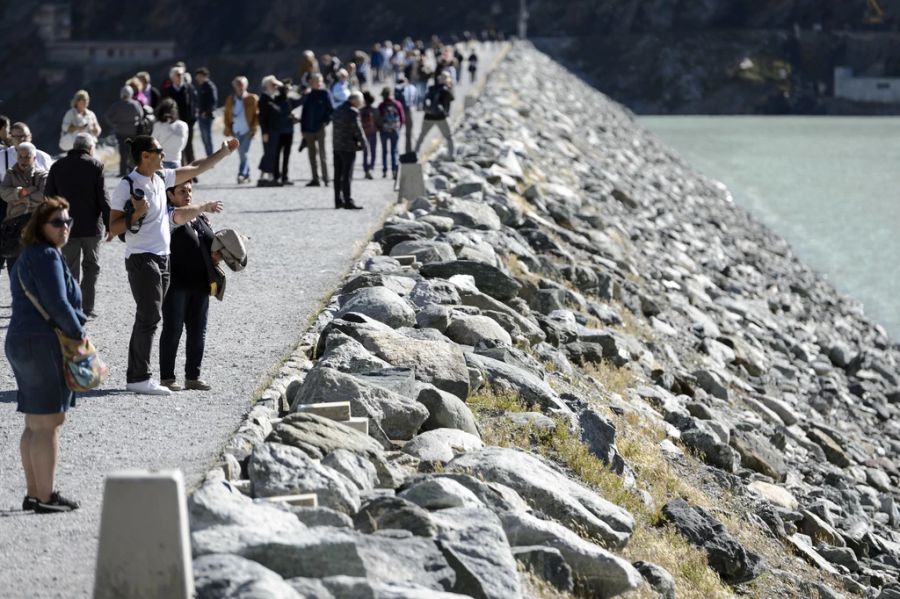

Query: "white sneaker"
left=126, top=379, right=172, bottom=396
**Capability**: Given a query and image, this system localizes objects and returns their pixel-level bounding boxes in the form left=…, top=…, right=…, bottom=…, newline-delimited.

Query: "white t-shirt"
left=110, top=168, right=176, bottom=257
left=152, top=120, right=189, bottom=165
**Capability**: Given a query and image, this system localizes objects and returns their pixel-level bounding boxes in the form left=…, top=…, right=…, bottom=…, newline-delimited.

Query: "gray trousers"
left=414, top=119, right=454, bottom=158
left=61, top=235, right=101, bottom=315
left=125, top=253, right=169, bottom=384
left=302, top=129, right=328, bottom=183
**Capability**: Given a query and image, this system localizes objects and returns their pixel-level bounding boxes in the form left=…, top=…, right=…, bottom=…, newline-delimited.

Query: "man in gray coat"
left=331, top=91, right=368, bottom=210
left=103, top=86, right=144, bottom=176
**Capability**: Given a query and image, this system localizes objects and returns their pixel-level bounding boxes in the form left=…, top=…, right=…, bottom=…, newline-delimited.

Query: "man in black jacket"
left=163, top=66, right=199, bottom=165
left=195, top=67, right=218, bottom=158
left=414, top=72, right=455, bottom=160
left=44, top=133, right=110, bottom=317
left=331, top=91, right=368, bottom=210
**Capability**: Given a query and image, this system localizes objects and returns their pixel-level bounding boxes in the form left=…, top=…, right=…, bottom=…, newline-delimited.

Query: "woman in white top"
left=59, top=90, right=102, bottom=152
left=152, top=98, right=189, bottom=168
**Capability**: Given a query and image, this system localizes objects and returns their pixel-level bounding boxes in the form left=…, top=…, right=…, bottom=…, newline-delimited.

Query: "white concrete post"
left=93, top=470, right=193, bottom=599
left=397, top=162, right=427, bottom=202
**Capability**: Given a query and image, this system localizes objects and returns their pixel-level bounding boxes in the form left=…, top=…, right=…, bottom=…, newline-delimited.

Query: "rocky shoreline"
left=188, top=43, right=900, bottom=598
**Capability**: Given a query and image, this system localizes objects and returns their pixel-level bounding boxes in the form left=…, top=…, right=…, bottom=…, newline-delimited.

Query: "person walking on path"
left=275, top=81, right=301, bottom=186
left=159, top=180, right=223, bottom=392
left=415, top=72, right=455, bottom=160
left=136, top=71, right=160, bottom=109
left=377, top=86, right=405, bottom=180
left=162, top=66, right=199, bottom=166
left=359, top=91, right=378, bottom=180
left=330, top=69, right=352, bottom=106
left=7, top=197, right=85, bottom=514
left=257, top=75, right=283, bottom=187
left=103, top=86, right=144, bottom=177
left=59, top=90, right=101, bottom=152
left=394, top=76, right=417, bottom=153
left=195, top=68, right=218, bottom=158
left=299, top=74, right=333, bottom=187
left=44, top=133, right=109, bottom=318
left=468, top=50, right=479, bottom=83
left=106, top=135, right=238, bottom=396
left=152, top=98, right=189, bottom=169
left=331, top=91, right=367, bottom=210
left=1, top=143, right=48, bottom=270
left=4, top=123, right=54, bottom=174
left=223, top=76, right=258, bottom=184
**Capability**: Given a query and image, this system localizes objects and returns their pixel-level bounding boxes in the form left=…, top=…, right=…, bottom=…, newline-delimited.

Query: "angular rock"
left=430, top=507, right=522, bottom=599
left=399, top=477, right=484, bottom=510
left=354, top=496, right=437, bottom=537
left=446, top=314, right=513, bottom=346
left=402, top=428, right=484, bottom=464
left=317, top=331, right=393, bottom=374
left=448, top=447, right=634, bottom=549
left=416, top=304, right=452, bottom=332
left=435, top=197, right=501, bottom=230
left=747, top=481, right=798, bottom=511
left=661, top=499, right=763, bottom=584
left=680, top=425, right=740, bottom=473
left=465, top=352, right=569, bottom=413
left=188, top=480, right=305, bottom=533
left=193, top=554, right=302, bottom=599
left=421, top=260, right=521, bottom=301
left=290, top=366, right=429, bottom=441
left=408, top=279, right=462, bottom=308
left=730, top=430, right=787, bottom=482
left=806, top=428, right=852, bottom=468
left=786, top=534, right=839, bottom=575
left=416, top=383, right=480, bottom=436
left=268, top=413, right=384, bottom=462
left=692, top=369, right=729, bottom=400
left=390, top=239, right=457, bottom=264
left=284, top=577, right=334, bottom=598
left=418, top=473, right=531, bottom=514
left=248, top=443, right=361, bottom=514
left=336, top=287, right=416, bottom=328
left=322, top=448, right=378, bottom=492
left=501, top=511, right=641, bottom=598
left=290, top=506, right=354, bottom=529
left=314, top=576, right=467, bottom=598
left=511, top=546, right=574, bottom=593
left=633, top=561, right=676, bottom=599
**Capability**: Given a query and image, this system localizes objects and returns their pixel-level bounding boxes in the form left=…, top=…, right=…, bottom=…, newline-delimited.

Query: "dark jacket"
left=424, top=84, right=454, bottom=121
left=258, top=93, right=281, bottom=135
left=197, top=80, right=219, bottom=118
left=147, top=86, right=161, bottom=109
left=45, top=149, right=110, bottom=238
left=103, top=99, right=143, bottom=136
left=9, top=244, right=85, bottom=339
left=170, top=214, right=217, bottom=292
left=331, top=103, right=367, bottom=154
left=300, top=89, right=334, bottom=134
left=163, top=84, right=198, bottom=124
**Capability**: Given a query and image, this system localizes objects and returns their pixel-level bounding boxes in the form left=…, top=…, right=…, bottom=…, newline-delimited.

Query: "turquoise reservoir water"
left=641, top=116, right=900, bottom=340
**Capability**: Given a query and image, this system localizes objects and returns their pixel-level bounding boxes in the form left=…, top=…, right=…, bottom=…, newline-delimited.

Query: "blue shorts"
left=6, top=333, right=74, bottom=414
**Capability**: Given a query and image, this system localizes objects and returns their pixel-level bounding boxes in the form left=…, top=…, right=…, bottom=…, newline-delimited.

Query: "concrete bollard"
left=464, top=94, right=478, bottom=110
left=397, top=162, right=427, bottom=202
left=93, top=470, right=193, bottom=599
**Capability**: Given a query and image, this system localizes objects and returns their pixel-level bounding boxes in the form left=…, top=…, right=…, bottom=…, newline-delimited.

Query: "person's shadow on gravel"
left=240, top=207, right=333, bottom=214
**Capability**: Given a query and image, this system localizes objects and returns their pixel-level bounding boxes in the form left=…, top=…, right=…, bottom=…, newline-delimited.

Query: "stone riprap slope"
left=189, top=44, right=900, bottom=598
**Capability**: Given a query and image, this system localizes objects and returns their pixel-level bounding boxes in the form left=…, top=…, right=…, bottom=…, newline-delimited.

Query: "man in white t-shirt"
left=108, top=134, right=238, bottom=395
left=3, top=123, right=53, bottom=173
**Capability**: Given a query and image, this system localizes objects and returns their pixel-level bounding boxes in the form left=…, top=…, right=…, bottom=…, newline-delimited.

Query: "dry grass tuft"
left=582, top=360, right=638, bottom=396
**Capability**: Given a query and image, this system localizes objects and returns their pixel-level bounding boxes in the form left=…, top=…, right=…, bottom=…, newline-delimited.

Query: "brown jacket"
left=0, top=165, right=47, bottom=221
left=223, top=93, right=260, bottom=137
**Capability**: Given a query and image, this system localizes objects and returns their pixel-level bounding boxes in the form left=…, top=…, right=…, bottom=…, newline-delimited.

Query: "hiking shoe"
left=22, top=496, right=38, bottom=511
left=335, top=199, right=345, bottom=209
left=323, top=179, right=330, bottom=187
left=281, top=179, right=294, bottom=186
left=383, top=171, right=388, bottom=178
left=160, top=379, right=182, bottom=392
left=364, top=170, right=373, bottom=180
left=306, top=179, right=321, bottom=187
left=126, top=379, right=172, bottom=396
left=185, top=379, right=212, bottom=391
left=34, top=491, right=79, bottom=514
left=343, top=200, right=363, bottom=210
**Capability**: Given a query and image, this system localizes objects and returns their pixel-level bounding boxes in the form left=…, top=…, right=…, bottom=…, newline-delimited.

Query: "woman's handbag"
left=0, top=212, right=31, bottom=258
left=17, top=269, right=109, bottom=392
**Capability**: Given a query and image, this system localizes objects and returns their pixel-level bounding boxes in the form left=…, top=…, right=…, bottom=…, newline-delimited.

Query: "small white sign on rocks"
left=93, top=470, right=193, bottom=599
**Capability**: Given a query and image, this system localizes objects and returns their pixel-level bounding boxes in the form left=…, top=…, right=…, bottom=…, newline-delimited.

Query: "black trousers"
left=125, top=253, right=170, bottom=383
left=275, top=133, right=293, bottom=181
left=333, top=150, right=356, bottom=202
left=182, top=121, right=196, bottom=165
left=117, top=135, right=132, bottom=176
left=160, top=286, right=209, bottom=381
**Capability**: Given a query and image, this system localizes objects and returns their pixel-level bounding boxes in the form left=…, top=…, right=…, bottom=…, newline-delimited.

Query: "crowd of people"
left=0, top=31, right=491, bottom=514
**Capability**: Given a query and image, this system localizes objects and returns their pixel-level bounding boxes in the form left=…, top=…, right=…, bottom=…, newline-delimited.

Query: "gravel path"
left=0, top=44, right=501, bottom=598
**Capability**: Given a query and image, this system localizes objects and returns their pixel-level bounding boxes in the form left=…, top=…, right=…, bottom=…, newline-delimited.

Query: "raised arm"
left=173, top=138, right=239, bottom=186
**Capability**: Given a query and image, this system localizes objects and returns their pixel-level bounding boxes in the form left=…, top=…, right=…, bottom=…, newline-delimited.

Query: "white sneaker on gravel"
left=126, top=379, right=172, bottom=396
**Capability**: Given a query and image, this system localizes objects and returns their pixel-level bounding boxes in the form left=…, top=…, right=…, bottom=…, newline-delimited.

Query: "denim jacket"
left=9, top=244, right=86, bottom=339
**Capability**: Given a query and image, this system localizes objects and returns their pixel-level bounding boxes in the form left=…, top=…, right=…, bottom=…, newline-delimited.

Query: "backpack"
left=118, top=171, right=164, bottom=242
left=381, top=102, right=401, bottom=133
left=424, top=86, right=447, bottom=118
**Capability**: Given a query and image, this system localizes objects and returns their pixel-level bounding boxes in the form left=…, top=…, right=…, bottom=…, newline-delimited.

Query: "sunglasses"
left=48, top=218, right=74, bottom=229
left=146, top=148, right=165, bottom=155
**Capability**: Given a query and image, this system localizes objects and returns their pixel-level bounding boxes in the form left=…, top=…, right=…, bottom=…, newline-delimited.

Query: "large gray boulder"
left=501, top=511, right=642, bottom=598
left=354, top=496, right=437, bottom=537
left=399, top=477, right=485, bottom=510
left=434, top=197, right=502, bottom=230
left=248, top=442, right=361, bottom=514
left=465, top=352, right=570, bottom=413
left=446, top=314, right=513, bottom=346
left=322, top=448, right=378, bottom=492
left=402, top=428, right=484, bottom=463
left=416, top=383, right=480, bottom=436
left=448, top=447, right=634, bottom=549
left=420, top=260, right=521, bottom=301
left=336, top=287, right=416, bottom=328
left=193, top=554, right=302, bottom=599
left=188, top=480, right=306, bottom=533
left=390, top=239, right=457, bottom=264
left=192, top=525, right=455, bottom=591
left=316, top=331, right=392, bottom=374
left=431, top=507, right=522, bottom=599
left=290, top=366, right=429, bottom=441
left=456, top=287, right=545, bottom=345
left=309, top=576, right=469, bottom=599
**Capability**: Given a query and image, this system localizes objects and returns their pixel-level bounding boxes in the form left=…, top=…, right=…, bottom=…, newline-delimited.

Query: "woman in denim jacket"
left=7, top=197, right=85, bottom=513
